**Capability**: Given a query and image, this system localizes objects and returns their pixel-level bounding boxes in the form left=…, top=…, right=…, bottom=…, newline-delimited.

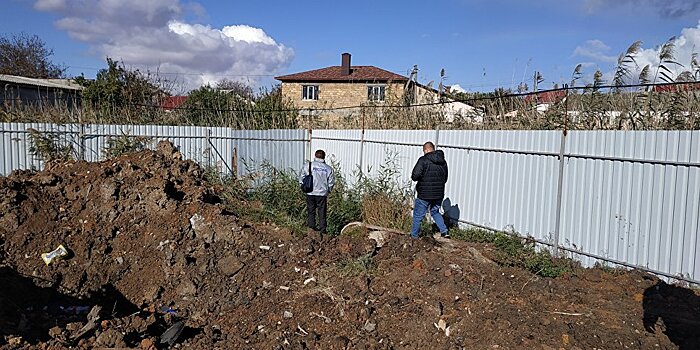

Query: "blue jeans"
left=410, top=198, right=448, bottom=238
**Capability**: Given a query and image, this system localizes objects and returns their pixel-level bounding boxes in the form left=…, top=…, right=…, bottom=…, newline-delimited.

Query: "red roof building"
left=160, top=96, right=188, bottom=110
left=524, top=90, right=566, bottom=105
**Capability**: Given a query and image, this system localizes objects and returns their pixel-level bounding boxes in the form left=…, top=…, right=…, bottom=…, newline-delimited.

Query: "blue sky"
left=2, top=0, right=700, bottom=92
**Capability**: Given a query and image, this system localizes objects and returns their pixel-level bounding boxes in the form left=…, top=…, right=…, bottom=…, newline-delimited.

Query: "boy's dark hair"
left=315, top=149, right=326, bottom=159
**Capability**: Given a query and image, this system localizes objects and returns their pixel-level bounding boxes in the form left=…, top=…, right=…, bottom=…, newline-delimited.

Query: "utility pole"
left=412, top=65, right=418, bottom=122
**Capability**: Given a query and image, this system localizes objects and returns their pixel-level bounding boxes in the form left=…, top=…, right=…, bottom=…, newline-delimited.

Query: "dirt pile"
left=1, top=143, right=699, bottom=349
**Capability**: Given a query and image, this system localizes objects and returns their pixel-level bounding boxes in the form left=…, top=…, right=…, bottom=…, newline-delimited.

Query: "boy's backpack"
left=300, top=161, right=313, bottom=193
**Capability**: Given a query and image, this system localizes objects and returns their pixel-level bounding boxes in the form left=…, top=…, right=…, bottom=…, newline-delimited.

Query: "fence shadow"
left=643, top=281, right=700, bottom=349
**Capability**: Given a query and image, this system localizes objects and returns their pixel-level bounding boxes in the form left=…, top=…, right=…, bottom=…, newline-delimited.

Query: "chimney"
left=341, top=53, right=351, bottom=76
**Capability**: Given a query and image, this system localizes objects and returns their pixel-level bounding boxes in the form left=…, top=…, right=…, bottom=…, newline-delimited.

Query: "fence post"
left=307, top=120, right=313, bottom=161
left=232, top=147, right=239, bottom=179
left=79, top=123, right=86, bottom=161
left=435, top=123, right=441, bottom=148
left=552, top=130, right=567, bottom=257
left=359, top=112, right=365, bottom=175
left=206, top=129, right=212, bottom=169
left=552, top=85, right=569, bottom=258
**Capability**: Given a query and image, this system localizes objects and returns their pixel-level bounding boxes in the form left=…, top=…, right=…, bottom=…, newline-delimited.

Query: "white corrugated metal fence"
left=2, top=122, right=699, bottom=283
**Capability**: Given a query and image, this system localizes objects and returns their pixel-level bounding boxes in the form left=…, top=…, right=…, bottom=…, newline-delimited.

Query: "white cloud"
left=583, top=0, right=700, bottom=18
left=632, top=25, right=700, bottom=82
left=33, top=0, right=66, bottom=11
left=573, top=22, right=700, bottom=85
left=34, top=0, right=293, bottom=90
left=573, top=40, right=618, bottom=63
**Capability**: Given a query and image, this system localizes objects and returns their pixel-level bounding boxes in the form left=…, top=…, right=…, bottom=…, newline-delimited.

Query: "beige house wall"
left=281, top=82, right=406, bottom=109
left=280, top=81, right=478, bottom=126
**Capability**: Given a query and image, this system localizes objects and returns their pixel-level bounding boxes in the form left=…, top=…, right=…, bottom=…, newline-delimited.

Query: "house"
left=275, top=53, right=476, bottom=124
left=652, top=82, right=700, bottom=93
left=0, top=74, right=83, bottom=108
left=160, top=96, right=188, bottom=111
left=524, top=90, right=566, bottom=113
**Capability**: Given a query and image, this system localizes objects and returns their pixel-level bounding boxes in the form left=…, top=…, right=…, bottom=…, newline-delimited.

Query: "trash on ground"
left=160, top=320, right=185, bottom=347
left=41, top=244, right=69, bottom=265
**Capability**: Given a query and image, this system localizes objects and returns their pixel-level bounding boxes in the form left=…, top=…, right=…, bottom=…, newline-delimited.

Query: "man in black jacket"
left=410, top=141, right=449, bottom=238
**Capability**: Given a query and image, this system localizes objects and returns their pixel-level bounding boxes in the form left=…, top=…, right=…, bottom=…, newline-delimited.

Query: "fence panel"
left=437, top=130, right=562, bottom=243
left=3, top=122, right=700, bottom=282
left=0, top=123, right=306, bottom=178
left=311, top=130, right=363, bottom=184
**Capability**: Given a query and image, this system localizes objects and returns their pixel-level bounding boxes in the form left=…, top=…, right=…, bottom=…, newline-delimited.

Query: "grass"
left=451, top=226, right=573, bottom=278
left=214, top=154, right=410, bottom=236
left=337, top=253, right=376, bottom=277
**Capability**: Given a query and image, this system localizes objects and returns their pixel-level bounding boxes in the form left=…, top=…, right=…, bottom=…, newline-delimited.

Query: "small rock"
left=363, top=320, right=376, bottom=332
left=177, top=279, right=197, bottom=296
left=141, top=338, right=156, bottom=350
left=259, top=245, right=271, bottom=251
left=65, top=322, right=83, bottom=332
left=116, top=257, right=124, bottom=264
left=95, top=328, right=126, bottom=348
left=7, top=336, right=22, bottom=346
left=283, top=311, right=293, bottom=319
left=218, top=255, right=245, bottom=276
left=368, top=231, right=388, bottom=247
left=303, top=277, right=316, bottom=285
left=49, top=326, right=63, bottom=338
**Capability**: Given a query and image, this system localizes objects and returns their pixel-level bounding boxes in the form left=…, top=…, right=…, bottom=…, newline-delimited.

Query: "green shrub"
left=103, top=132, right=152, bottom=158
left=27, top=128, right=73, bottom=162
left=450, top=226, right=572, bottom=278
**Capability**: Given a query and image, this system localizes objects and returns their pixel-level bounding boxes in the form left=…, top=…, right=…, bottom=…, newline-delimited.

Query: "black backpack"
left=301, top=161, right=313, bottom=193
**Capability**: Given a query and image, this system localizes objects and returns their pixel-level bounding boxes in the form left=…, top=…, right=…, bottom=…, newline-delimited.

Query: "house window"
left=367, top=85, right=386, bottom=102
left=302, top=85, right=319, bottom=100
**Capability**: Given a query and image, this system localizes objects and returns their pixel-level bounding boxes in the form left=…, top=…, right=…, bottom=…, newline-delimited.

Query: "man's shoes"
left=441, top=232, right=450, bottom=239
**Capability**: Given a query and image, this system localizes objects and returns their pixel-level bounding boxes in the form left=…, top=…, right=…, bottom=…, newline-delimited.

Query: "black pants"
left=306, top=195, right=328, bottom=233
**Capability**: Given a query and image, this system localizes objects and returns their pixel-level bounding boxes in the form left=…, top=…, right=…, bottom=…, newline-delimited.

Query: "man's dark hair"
left=315, top=149, right=326, bottom=159
left=423, top=142, right=435, bottom=151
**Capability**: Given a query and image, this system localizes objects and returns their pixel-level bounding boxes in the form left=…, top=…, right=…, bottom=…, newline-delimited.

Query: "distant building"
left=160, top=96, right=188, bottom=111
left=0, top=74, right=83, bottom=108
left=275, top=53, right=476, bottom=124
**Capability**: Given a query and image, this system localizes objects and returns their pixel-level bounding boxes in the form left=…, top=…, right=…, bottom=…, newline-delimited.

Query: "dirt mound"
left=1, top=142, right=699, bottom=349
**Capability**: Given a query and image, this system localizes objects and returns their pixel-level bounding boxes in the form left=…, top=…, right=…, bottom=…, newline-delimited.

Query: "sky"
left=2, top=0, right=700, bottom=93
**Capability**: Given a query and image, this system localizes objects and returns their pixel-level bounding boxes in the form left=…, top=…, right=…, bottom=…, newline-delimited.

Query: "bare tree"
left=0, top=32, right=66, bottom=78
left=215, top=78, right=254, bottom=100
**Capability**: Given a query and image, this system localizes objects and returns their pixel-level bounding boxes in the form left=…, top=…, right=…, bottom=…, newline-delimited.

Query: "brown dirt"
left=1, top=142, right=699, bottom=349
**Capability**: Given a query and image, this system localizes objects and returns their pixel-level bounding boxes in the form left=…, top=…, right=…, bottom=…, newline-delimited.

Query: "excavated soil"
left=1, top=142, right=699, bottom=349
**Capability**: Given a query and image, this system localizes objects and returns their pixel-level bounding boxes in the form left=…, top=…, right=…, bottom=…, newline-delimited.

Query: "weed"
left=27, top=128, right=74, bottom=162
left=450, top=226, right=572, bottom=278
left=103, top=132, right=152, bottom=158
left=337, top=253, right=376, bottom=277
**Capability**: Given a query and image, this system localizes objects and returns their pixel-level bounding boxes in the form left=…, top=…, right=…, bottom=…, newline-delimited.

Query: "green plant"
left=27, top=128, right=73, bottom=162
left=337, top=253, right=376, bottom=276
left=103, top=132, right=152, bottom=158
left=450, top=226, right=572, bottom=278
